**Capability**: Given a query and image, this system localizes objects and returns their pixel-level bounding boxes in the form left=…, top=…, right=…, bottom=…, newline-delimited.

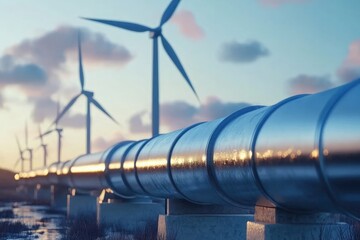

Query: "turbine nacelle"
left=83, top=90, right=94, bottom=98
left=149, top=28, right=162, bottom=39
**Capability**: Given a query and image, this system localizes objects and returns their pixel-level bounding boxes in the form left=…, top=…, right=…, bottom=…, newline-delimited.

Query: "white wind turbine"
left=51, top=33, right=118, bottom=154
left=83, top=0, right=199, bottom=137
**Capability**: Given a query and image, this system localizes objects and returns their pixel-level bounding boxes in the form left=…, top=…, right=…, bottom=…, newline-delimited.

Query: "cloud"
left=171, top=10, right=205, bottom=40
left=31, top=97, right=85, bottom=128
left=92, top=133, right=127, bottom=152
left=288, top=74, right=334, bottom=95
left=337, top=67, right=360, bottom=83
left=59, top=113, right=86, bottom=129
left=9, top=25, right=132, bottom=70
left=129, top=97, right=251, bottom=134
left=0, top=55, right=47, bottom=87
left=1, top=25, right=133, bottom=123
left=259, top=0, right=309, bottom=7
left=219, top=40, right=269, bottom=63
left=129, top=111, right=151, bottom=134
left=337, top=40, right=360, bottom=82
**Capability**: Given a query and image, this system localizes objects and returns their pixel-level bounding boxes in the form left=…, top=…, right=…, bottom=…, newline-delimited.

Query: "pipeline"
left=16, top=79, right=360, bottom=219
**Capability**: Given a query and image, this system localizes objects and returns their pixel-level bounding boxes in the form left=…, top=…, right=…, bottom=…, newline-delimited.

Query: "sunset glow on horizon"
left=1, top=0, right=360, bottom=171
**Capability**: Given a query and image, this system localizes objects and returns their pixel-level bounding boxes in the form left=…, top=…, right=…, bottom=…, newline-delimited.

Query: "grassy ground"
left=0, top=208, right=40, bottom=238
left=61, top=216, right=176, bottom=240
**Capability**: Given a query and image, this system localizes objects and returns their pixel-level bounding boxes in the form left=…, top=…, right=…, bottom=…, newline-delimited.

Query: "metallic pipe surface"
left=69, top=152, right=107, bottom=190
left=17, top=79, right=360, bottom=218
left=122, top=140, right=149, bottom=195
left=104, top=141, right=135, bottom=198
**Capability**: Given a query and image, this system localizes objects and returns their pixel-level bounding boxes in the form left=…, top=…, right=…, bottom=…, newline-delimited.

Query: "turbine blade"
left=14, top=158, right=20, bottom=168
left=78, top=32, right=85, bottom=91
left=15, top=135, right=22, bottom=153
left=160, top=0, right=180, bottom=26
left=82, top=17, right=152, bottom=32
left=51, top=94, right=81, bottom=127
left=160, top=35, right=199, bottom=101
left=56, top=100, right=61, bottom=117
left=38, top=125, right=44, bottom=144
left=41, top=129, right=55, bottom=137
left=90, top=97, right=119, bottom=125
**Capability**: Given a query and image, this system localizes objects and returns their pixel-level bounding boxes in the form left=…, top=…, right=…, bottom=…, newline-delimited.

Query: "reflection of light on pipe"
left=137, top=158, right=165, bottom=169
left=311, top=149, right=319, bottom=159
left=49, top=166, right=57, bottom=173
left=71, top=163, right=105, bottom=173
left=123, top=161, right=134, bottom=171
left=239, top=150, right=247, bottom=161
left=29, top=171, right=36, bottom=177
left=109, top=162, right=121, bottom=170
left=35, top=169, right=48, bottom=176
left=62, top=167, right=69, bottom=175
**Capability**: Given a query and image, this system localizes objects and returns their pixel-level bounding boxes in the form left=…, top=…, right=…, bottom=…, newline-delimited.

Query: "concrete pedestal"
left=67, top=194, right=98, bottom=219
left=246, top=206, right=350, bottom=240
left=158, top=214, right=253, bottom=240
left=157, top=199, right=253, bottom=240
left=34, top=184, right=51, bottom=205
left=97, top=199, right=165, bottom=231
left=51, top=185, right=68, bottom=212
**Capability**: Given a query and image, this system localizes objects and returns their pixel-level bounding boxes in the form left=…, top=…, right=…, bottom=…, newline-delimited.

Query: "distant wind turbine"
left=83, top=0, right=199, bottom=137
left=24, top=122, right=33, bottom=170
left=14, top=135, right=25, bottom=172
left=51, top=33, right=118, bottom=154
left=36, top=125, right=48, bottom=167
left=42, top=101, right=63, bottom=163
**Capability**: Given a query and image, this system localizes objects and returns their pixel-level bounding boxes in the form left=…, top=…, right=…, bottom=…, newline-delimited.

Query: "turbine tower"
left=52, top=33, right=118, bottom=154
left=37, top=125, right=48, bottom=167
left=43, top=101, right=63, bottom=163
left=83, top=0, right=199, bottom=137
left=14, top=135, right=25, bottom=172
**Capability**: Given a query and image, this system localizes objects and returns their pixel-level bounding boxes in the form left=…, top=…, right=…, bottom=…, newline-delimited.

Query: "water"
left=0, top=202, right=65, bottom=240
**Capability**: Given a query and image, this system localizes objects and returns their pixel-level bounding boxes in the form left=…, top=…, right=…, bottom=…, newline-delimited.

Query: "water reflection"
left=0, top=203, right=65, bottom=239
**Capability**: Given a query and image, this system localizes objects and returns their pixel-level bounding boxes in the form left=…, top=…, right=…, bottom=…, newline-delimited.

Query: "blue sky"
left=1, top=0, right=360, bottom=170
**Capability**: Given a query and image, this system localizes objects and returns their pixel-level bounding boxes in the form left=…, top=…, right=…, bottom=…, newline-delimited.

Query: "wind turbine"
left=24, top=122, right=33, bottom=170
left=51, top=33, right=118, bottom=154
left=83, top=0, right=199, bottom=137
left=14, top=135, right=25, bottom=172
left=42, top=101, right=63, bottom=163
left=37, top=125, right=48, bottom=167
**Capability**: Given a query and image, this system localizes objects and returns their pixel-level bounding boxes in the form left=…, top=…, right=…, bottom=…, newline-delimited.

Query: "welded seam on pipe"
left=134, top=139, right=154, bottom=195
left=167, top=122, right=205, bottom=204
left=250, top=94, right=308, bottom=212
left=316, top=78, right=360, bottom=220
left=120, top=141, right=144, bottom=196
left=206, top=105, right=263, bottom=208
left=104, top=141, right=134, bottom=198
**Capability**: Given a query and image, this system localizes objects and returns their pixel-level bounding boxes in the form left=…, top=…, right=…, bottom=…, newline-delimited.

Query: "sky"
left=1, top=0, right=360, bottom=171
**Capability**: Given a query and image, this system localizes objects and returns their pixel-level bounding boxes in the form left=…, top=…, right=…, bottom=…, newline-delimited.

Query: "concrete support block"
left=246, top=221, right=349, bottom=240
left=158, top=214, right=253, bottom=240
left=158, top=199, right=253, bottom=240
left=67, top=194, right=98, bottom=219
left=51, top=185, right=68, bottom=212
left=34, top=184, right=51, bottom=205
left=97, top=199, right=165, bottom=231
left=246, top=206, right=350, bottom=240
